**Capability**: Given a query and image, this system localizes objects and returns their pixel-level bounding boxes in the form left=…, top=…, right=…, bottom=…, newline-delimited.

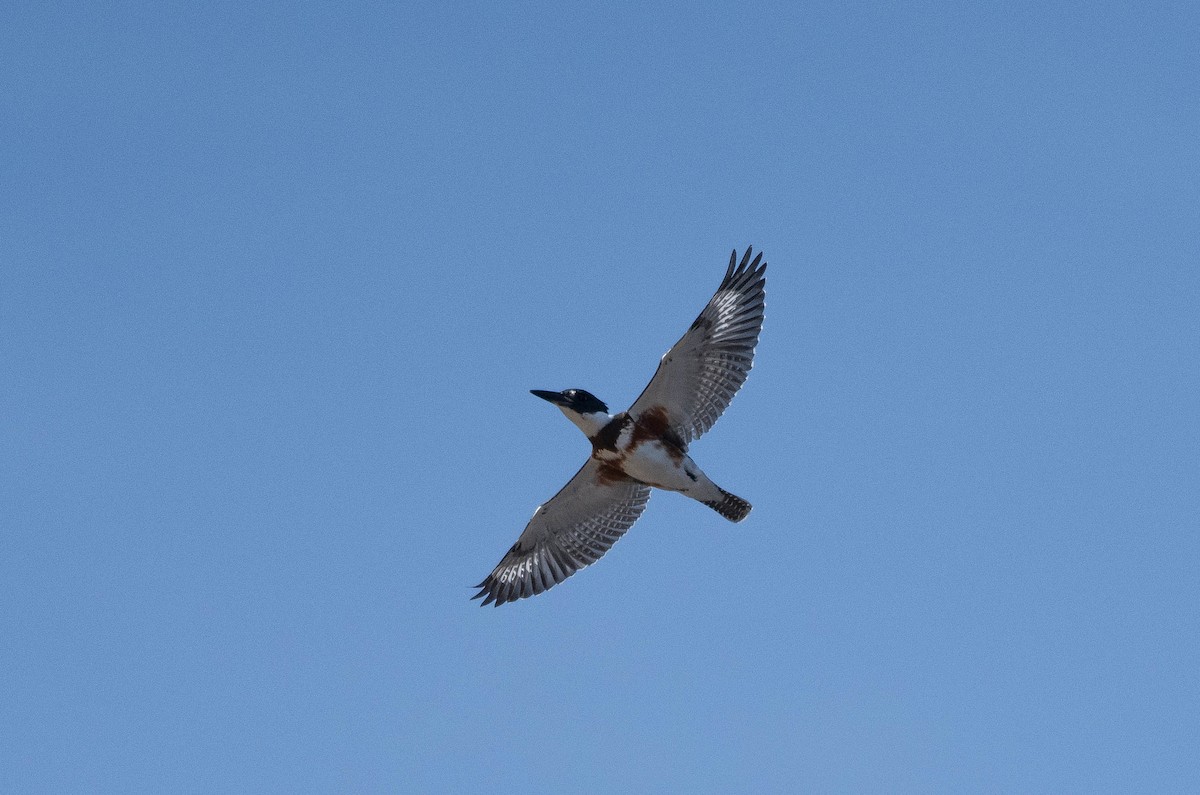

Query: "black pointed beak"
left=530, top=389, right=569, bottom=406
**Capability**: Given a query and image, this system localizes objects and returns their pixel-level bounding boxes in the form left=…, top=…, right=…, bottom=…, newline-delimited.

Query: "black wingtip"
left=727, top=246, right=766, bottom=279
left=472, top=577, right=497, bottom=605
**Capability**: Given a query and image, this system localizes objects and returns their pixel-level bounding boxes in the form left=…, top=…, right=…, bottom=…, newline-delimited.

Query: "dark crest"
left=562, top=389, right=608, bottom=414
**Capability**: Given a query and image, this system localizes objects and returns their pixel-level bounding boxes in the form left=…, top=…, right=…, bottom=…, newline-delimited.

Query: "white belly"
left=620, top=441, right=707, bottom=493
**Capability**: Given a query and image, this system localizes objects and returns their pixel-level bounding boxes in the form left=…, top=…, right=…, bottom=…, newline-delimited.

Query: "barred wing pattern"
left=472, top=459, right=652, bottom=606
left=629, top=247, right=767, bottom=445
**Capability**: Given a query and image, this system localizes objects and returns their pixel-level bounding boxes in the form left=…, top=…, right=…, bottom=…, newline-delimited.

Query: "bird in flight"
left=472, top=247, right=767, bottom=606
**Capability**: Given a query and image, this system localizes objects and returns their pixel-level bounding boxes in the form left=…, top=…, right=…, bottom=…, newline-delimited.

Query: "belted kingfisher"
left=473, top=247, right=767, bottom=606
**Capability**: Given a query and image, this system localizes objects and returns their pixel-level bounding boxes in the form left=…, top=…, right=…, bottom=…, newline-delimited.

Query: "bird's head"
left=531, top=389, right=611, bottom=436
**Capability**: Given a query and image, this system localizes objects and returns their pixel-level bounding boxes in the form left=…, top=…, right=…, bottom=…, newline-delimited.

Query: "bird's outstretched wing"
left=628, top=247, right=767, bottom=445
left=472, top=459, right=652, bottom=606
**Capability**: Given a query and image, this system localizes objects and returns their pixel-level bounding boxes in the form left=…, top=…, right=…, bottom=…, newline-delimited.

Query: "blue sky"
left=3, top=1, right=1198, bottom=791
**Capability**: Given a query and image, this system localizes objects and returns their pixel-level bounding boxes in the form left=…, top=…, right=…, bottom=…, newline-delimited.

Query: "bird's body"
left=473, top=248, right=767, bottom=606
left=586, top=407, right=749, bottom=520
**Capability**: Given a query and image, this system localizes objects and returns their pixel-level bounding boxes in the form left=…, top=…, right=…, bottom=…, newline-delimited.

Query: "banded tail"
left=704, top=488, right=752, bottom=523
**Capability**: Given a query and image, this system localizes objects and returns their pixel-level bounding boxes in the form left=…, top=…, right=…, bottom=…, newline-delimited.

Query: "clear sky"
left=3, top=2, right=1198, bottom=792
